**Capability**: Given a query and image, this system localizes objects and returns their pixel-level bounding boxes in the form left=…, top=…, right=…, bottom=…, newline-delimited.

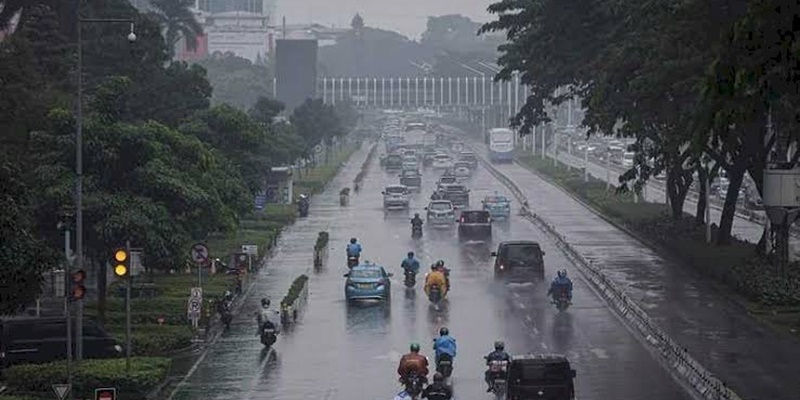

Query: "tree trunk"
left=666, top=164, right=691, bottom=220
left=717, top=163, right=746, bottom=245
left=695, top=166, right=707, bottom=226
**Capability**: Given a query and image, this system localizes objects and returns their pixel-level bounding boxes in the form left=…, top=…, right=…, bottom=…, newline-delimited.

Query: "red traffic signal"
left=70, top=269, right=86, bottom=301
left=95, top=388, right=116, bottom=400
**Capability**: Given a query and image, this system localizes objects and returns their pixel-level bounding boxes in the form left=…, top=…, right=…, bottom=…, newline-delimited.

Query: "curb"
left=354, top=142, right=378, bottom=192
left=463, top=140, right=742, bottom=400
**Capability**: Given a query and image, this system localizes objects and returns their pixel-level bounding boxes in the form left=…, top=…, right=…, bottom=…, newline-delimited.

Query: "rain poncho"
left=401, top=257, right=421, bottom=274
left=433, top=335, right=457, bottom=360
left=346, top=243, right=362, bottom=257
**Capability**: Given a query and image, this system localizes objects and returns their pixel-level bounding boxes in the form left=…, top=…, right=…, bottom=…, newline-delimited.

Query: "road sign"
left=95, top=388, right=116, bottom=400
left=241, top=244, right=258, bottom=255
left=52, top=384, right=70, bottom=400
left=188, top=287, right=202, bottom=319
left=190, top=287, right=202, bottom=299
left=314, top=144, right=323, bottom=154
left=190, top=243, right=209, bottom=263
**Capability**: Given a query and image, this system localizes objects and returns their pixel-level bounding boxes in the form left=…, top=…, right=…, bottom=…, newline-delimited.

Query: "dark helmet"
left=494, top=341, right=505, bottom=351
left=261, top=298, right=270, bottom=308
left=414, top=213, right=420, bottom=217
left=410, top=343, right=420, bottom=352
left=408, top=251, right=415, bottom=258
left=557, top=269, right=567, bottom=278
left=433, top=372, right=444, bottom=382
left=439, top=327, right=449, bottom=336
left=350, top=238, right=357, bottom=244
left=435, top=260, right=444, bottom=268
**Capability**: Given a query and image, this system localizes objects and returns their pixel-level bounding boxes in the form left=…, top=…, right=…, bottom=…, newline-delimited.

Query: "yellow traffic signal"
left=113, top=248, right=129, bottom=278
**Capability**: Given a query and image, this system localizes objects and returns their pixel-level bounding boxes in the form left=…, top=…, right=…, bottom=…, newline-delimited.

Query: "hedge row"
left=516, top=153, right=800, bottom=307
left=107, top=324, right=193, bottom=356
left=281, top=275, right=309, bottom=308
left=314, top=231, right=330, bottom=251
left=3, top=357, right=171, bottom=400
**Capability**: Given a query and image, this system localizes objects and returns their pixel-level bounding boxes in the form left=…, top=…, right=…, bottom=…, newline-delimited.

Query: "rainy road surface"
left=460, top=131, right=800, bottom=400
left=170, top=142, right=690, bottom=400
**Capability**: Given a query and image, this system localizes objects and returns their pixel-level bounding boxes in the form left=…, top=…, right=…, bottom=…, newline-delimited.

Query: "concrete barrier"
left=470, top=142, right=743, bottom=400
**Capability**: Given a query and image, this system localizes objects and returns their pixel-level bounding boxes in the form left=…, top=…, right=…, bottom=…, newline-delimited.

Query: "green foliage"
left=3, top=357, right=171, bottom=400
left=281, top=274, right=309, bottom=308
left=194, top=54, right=273, bottom=110
left=315, top=231, right=330, bottom=251
left=109, top=324, right=193, bottom=356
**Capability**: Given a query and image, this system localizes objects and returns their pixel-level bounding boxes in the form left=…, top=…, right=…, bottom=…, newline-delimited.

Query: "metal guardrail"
left=468, top=141, right=743, bottom=400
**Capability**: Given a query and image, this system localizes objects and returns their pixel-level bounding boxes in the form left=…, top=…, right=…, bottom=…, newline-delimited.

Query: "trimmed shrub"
left=108, top=324, right=193, bottom=356
left=314, top=231, right=329, bottom=251
left=4, top=357, right=171, bottom=400
left=281, top=275, right=309, bottom=308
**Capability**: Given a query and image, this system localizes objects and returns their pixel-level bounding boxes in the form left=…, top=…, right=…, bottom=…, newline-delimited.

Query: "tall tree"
left=148, top=0, right=202, bottom=58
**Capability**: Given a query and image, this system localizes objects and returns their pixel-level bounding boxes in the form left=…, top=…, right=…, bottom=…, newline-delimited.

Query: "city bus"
left=488, top=128, right=514, bottom=163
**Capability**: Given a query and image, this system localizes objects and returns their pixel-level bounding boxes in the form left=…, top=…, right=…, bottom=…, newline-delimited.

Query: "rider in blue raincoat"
left=433, top=327, right=457, bottom=365
left=547, top=269, right=573, bottom=302
left=401, top=251, right=421, bottom=275
left=346, top=238, right=362, bottom=258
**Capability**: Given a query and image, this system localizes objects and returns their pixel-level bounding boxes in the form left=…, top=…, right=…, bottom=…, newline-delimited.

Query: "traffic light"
left=113, top=248, right=129, bottom=278
left=70, top=269, right=86, bottom=301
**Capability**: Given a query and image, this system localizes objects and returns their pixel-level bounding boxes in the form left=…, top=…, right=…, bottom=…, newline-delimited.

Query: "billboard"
left=276, top=39, right=318, bottom=111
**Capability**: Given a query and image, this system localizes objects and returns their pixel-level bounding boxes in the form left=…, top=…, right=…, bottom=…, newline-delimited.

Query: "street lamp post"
left=75, top=17, right=136, bottom=364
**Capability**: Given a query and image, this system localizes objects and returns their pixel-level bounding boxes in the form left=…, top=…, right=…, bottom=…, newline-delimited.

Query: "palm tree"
left=148, top=0, right=203, bottom=58
left=0, top=0, right=72, bottom=34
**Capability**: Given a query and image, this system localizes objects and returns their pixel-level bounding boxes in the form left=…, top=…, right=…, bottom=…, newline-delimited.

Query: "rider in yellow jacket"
left=424, top=265, right=448, bottom=298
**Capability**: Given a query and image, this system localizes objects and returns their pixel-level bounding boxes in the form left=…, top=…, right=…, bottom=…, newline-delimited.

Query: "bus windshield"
left=491, top=130, right=513, bottom=142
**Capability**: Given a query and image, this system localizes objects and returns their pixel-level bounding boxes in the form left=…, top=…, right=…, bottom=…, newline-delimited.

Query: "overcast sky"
left=275, top=0, right=494, bottom=39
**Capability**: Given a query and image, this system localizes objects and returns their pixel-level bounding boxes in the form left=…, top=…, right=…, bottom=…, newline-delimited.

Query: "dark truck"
left=491, top=241, right=546, bottom=282
left=385, top=153, right=403, bottom=170
left=399, top=169, right=422, bottom=190
left=0, top=316, right=122, bottom=369
left=506, top=354, right=577, bottom=400
left=457, top=151, right=478, bottom=169
left=440, top=183, right=470, bottom=207
left=457, top=210, right=492, bottom=241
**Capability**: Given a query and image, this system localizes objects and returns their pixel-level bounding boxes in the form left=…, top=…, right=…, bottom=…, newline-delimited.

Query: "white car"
left=425, top=200, right=456, bottom=227
left=432, top=154, right=453, bottom=169
left=454, top=161, right=472, bottom=178
left=402, top=155, right=419, bottom=171
left=382, top=184, right=410, bottom=209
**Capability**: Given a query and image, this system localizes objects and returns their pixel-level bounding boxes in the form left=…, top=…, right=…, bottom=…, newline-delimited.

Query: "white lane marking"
left=517, top=302, right=526, bottom=309
left=374, top=350, right=404, bottom=362
left=541, top=342, right=549, bottom=351
left=590, top=348, right=609, bottom=359
left=525, top=315, right=532, bottom=322
left=513, top=292, right=521, bottom=298
left=532, top=326, right=539, bottom=335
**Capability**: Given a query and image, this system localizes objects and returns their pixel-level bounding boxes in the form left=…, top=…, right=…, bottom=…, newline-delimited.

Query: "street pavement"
left=169, top=140, right=690, bottom=400
left=464, top=134, right=800, bottom=400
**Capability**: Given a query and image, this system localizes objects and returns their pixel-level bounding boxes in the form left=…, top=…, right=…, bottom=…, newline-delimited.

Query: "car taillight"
left=460, top=217, right=465, bottom=223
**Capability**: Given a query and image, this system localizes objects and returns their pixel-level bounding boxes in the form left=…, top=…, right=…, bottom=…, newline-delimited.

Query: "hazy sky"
left=276, top=0, right=494, bottom=39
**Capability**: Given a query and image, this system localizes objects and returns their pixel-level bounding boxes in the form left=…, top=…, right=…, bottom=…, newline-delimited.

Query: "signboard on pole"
left=241, top=244, right=258, bottom=255
left=187, top=287, right=202, bottom=327
left=94, top=388, right=117, bottom=400
left=190, top=243, right=209, bottom=263
left=52, top=384, right=70, bottom=400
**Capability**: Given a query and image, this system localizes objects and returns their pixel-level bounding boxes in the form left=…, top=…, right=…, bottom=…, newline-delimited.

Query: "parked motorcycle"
left=487, top=359, right=509, bottom=398
left=436, top=353, right=454, bottom=378
left=218, top=299, right=233, bottom=330
left=298, top=195, right=309, bottom=217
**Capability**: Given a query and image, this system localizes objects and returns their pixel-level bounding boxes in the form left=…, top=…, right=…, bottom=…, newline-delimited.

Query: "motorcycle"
left=260, top=320, right=278, bottom=347
left=218, top=299, right=233, bottom=330
left=402, top=372, right=425, bottom=399
left=487, top=359, right=509, bottom=398
left=436, top=353, right=454, bottom=378
left=298, top=196, right=309, bottom=217
left=553, top=289, right=571, bottom=312
left=347, top=255, right=360, bottom=268
left=404, top=270, right=416, bottom=288
left=428, top=284, right=442, bottom=304
left=411, top=223, right=423, bottom=239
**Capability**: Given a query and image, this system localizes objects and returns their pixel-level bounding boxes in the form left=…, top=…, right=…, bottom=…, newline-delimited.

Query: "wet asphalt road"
left=463, top=133, right=800, bottom=400
left=170, top=142, right=690, bottom=400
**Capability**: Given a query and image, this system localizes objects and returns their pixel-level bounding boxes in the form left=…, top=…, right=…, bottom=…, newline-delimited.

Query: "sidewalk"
left=465, top=136, right=800, bottom=400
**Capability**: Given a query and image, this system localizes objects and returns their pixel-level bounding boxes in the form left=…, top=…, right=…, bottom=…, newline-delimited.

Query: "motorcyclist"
left=411, top=213, right=424, bottom=229
left=432, top=260, right=450, bottom=290
left=397, top=343, right=429, bottom=385
left=432, top=327, right=457, bottom=366
left=430, top=190, right=444, bottom=201
left=424, top=265, right=448, bottom=299
left=401, top=251, right=421, bottom=276
left=255, top=298, right=280, bottom=335
left=346, top=237, right=362, bottom=261
left=421, top=373, right=452, bottom=400
left=547, top=269, right=573, bottom=302
left=484, top=341, right=511, bottom=392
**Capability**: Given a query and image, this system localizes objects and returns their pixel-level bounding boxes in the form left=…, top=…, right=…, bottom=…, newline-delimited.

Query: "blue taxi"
left=482, top=194, right=511, bottom=219
left=344, top=263, right=393, bottom=302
